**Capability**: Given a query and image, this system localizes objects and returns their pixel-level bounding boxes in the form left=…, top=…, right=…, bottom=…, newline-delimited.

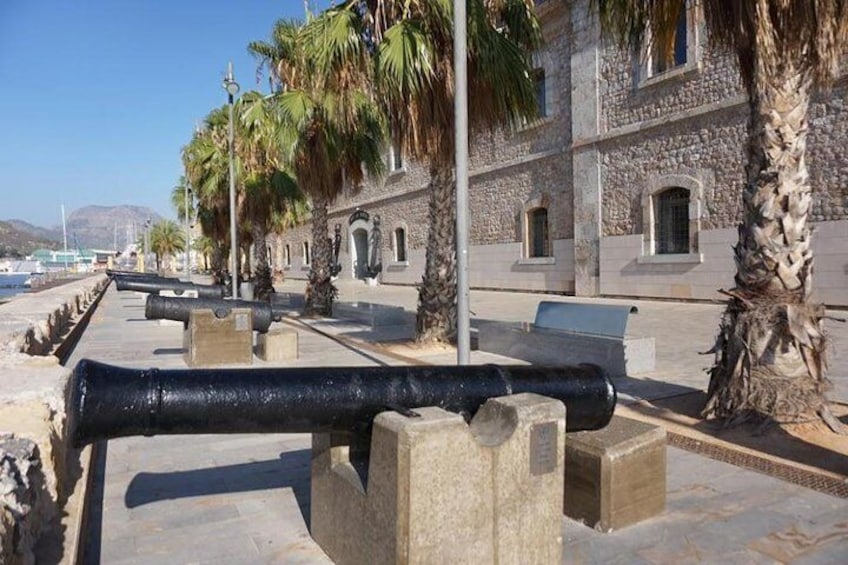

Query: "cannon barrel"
left=115, top=277, right=224, bottom=298
left=145, top=294, right=278, bottom=333
left=70, top=360, right=616, bottom=447
left=107, top=269, right=178, bottom=281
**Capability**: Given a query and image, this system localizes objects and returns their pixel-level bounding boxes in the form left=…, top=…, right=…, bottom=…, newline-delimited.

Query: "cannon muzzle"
left=144, top=294, right=279, bottom=332
left=70, top=360, right=616, bottom=448
left=115, top=278, right=224, bottom=298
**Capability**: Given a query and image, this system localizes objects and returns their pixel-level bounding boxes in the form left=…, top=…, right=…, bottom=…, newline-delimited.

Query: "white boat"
left=0, top=260, right=42, bottom=288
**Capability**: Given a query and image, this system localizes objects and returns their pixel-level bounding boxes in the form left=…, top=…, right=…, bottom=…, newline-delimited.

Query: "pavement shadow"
left=153, top=347, right=184, bottom=355
left=124, top=449, right=312, bottom=521
left=623, top=383, right=848, bottom=477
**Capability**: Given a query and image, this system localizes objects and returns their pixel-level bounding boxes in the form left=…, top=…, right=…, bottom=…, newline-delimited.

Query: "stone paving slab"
left=64, top=283, right=848, bottom=563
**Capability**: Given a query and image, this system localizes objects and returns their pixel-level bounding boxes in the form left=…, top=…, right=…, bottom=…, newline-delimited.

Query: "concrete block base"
left=256, top=329, right=298, bottom=362
left=564, top=415, right=666, bottom=532
left=311, top=393, right=565, bottom=564
left=478, top=322, right=655, bottom=377
left=183, top=308, right=253, bottom=367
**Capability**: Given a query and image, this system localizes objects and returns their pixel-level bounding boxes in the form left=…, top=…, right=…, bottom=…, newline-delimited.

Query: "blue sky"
left=0, top=0, right=331, bottom=228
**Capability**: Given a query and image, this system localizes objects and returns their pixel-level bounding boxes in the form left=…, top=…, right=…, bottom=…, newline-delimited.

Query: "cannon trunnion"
left=144, top=294, right=279, bottom=333
left=114, top=277, right=225, bottom=298
left=70, top=360, right=616, bottom=448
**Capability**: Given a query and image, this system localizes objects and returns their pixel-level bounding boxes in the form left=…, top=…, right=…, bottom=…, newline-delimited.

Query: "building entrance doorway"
left=352, top=228, right=369, bottom=280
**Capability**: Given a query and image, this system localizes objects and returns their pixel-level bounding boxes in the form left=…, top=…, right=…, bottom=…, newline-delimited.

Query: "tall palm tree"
left=250, top=17, right=386, bottom=316
left=149, top=220, right=185, bottom=273
left=182, top=108, right=233, bottom=285
left=596, top=0, right=848, bottom=430
left=237, top=90, right=305, bottom=300
left=324, top=0, right=542, bottom=343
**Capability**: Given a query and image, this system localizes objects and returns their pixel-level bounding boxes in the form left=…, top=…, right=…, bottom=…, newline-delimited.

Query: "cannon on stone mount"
left=106, top=269, right=179, bottom=281
left=145, top=294, right=283, bottom=333
left=114, top=277, right=225, bottom=299
left=70, top=360, right=616, bottom=449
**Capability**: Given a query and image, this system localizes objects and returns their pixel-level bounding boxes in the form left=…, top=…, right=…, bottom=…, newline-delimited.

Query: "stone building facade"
left=274, top=0, right=848, bottom=306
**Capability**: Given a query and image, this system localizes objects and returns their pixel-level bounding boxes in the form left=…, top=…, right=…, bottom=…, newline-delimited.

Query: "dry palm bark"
left=416, top=167, right=458, bottom=343
left=305, top=196, right=336, bottom=317
left=703, top=57, right=832, bottom=427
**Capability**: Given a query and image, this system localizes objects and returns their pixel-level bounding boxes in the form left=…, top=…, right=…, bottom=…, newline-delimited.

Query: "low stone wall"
left=0, top=274, right=107, bottom=563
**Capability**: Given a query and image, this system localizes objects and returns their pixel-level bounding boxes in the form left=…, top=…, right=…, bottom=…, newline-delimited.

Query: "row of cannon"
left=80, top=269, right=617, bottom=461
left=108, top=270, right=281, bottom=332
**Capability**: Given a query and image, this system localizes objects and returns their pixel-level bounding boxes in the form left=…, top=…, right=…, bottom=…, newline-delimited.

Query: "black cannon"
left=145, top=294, right=281, bottom=333
left=70, top=360, right=616, bottom=448
left=115, top=277, right=225, bottom=299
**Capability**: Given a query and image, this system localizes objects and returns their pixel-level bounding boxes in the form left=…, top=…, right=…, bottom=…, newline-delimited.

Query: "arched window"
left=654, top=187, right=690, bottom=254
left=302, top=241, right=310, bottom=265
left=394, top=227, right=407, bottom=262
left=284, top=244, right=291, bottom=267
left=528, top=207, right=550, bottom=258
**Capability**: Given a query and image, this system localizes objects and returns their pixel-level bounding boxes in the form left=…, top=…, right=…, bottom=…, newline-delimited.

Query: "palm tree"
left=149, top=220, right=185, bottom=273
left=193, top=235, right=216, bottom=272
left=250, top=17, right=386, bottom=316
left=323, top=0, right=542, bottom=343
left=237, top=90, right=305, bottom=300
left=182, top=107, right=235, bottom=285
left=596, top=1, right=848, bottom=430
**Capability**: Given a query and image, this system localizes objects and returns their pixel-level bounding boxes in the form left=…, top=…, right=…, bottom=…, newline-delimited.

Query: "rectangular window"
left=655, top=188, right=689, bottom=254
left=387, top=142, right=403, bottom=172
left=529, top=208, right=549, bottom=258
left=534, top=69, right=547, bottom=118
left=394, top=228, right=407, bottom=262
left=284, top=244, right=291, bottom=267
left=650, top=2, right=688, bottom=75
left=303, top=241, right=310, bottom=265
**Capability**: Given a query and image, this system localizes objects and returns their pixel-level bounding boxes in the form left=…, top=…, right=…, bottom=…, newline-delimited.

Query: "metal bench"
left=333, top=301, right=410, bottom=327
left=478, top=301, right=655, bottom=377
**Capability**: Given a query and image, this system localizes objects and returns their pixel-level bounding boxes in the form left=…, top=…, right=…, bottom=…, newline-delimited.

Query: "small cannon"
left=115, top=277, right=225, bottom=299
left=70, top=360, right=616, bottom=448
left=145, top=294, right=281, bottom=333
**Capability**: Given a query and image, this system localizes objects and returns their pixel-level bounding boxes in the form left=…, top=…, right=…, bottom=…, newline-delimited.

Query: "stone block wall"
left=0, top=274, right=107, bottom=563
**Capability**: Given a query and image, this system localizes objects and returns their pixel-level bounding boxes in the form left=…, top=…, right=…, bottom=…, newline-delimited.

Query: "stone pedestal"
left=564, top=415, right=666, bottom=532
left=256, top=329, right=298, bottom=362
left=311, top=393, right=565, bottom=565
left=183, top=308, right=253, bottom=367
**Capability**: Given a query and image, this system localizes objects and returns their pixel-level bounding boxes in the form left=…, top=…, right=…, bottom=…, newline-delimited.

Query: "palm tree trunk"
left=415, top=165, right=457, bottom=344
left=703, top=61, right=829, bottom=425
left=210, top=243, right=225, bottom=286
left=304, top=195, right=336, bottom=316
left=252, top=223, right=274, bottom=301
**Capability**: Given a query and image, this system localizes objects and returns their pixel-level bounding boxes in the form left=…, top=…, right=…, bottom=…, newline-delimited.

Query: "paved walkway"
left=67, top=281, right=848, bottom=564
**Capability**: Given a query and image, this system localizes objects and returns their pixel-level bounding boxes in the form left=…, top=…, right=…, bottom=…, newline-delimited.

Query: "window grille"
left=529, top=208, right=550, bottom=258
left=655, top=188, right=689, bottom=254
left=394, top=228, right=407, bottom=262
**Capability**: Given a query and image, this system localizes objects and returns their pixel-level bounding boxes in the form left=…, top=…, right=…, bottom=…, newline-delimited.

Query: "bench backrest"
left=533, top=301, right=638, bottom=339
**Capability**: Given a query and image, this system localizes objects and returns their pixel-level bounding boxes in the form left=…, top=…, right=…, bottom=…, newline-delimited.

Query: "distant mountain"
left=0, top=220, right=60, bottom=258
left=5, top=219, right=62, bottom=243
left=5, top=205, right=165, bottom=250
left=65, top=206, right=165, bottom=249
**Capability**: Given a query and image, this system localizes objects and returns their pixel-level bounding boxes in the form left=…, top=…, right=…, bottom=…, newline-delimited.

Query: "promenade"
left=66, top=280, right=848, bottom=564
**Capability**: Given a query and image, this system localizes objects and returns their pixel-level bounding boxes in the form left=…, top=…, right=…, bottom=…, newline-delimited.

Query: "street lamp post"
left=184, top=184, right=192, bottom=280
left=143, top=218, right=152, bottom=274
left=223, top=62, right=240, bottom=299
